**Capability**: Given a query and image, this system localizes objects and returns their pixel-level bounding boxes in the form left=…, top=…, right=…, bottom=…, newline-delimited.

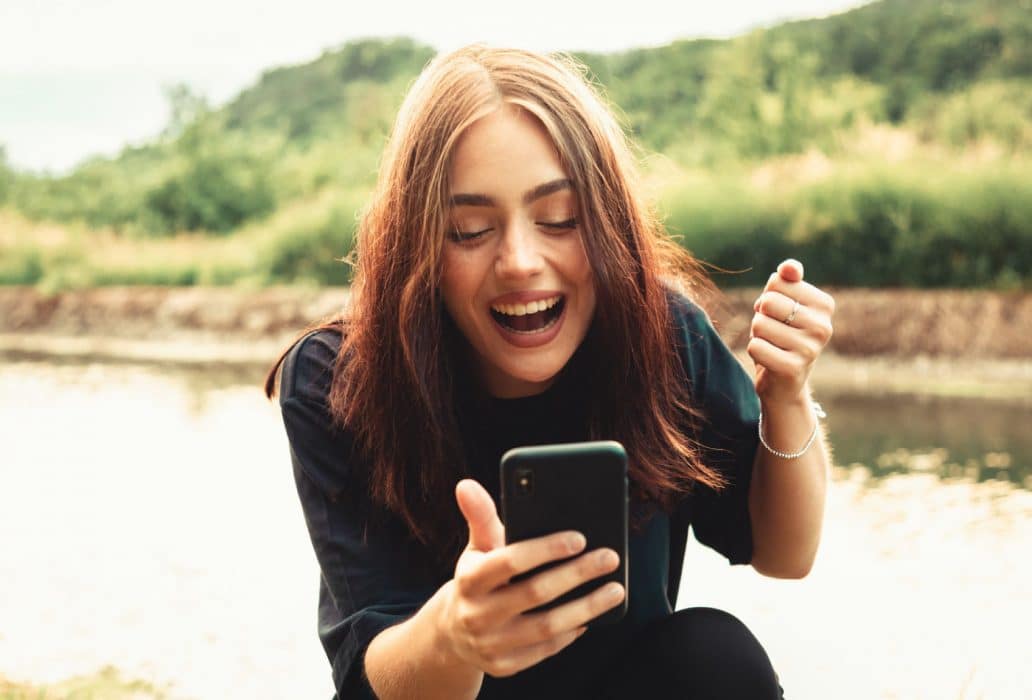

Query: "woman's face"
left=441, top=104, right=596, bottom=398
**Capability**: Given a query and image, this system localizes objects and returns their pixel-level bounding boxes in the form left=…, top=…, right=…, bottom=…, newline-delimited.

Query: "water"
left=1, top=357, right=1029, bottom=699
left=682, top=391, right=1032, bottom=700
left=823, top=393, right=1031, bottom=489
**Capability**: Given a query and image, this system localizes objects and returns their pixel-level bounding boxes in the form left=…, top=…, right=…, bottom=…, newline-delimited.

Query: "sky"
left=0, top=0, right=870, bottom=174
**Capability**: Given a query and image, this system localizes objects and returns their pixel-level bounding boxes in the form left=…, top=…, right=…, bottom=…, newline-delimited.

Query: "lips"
left=489, top=289, right=563, bottom=305
left=490, top=295, right=565, bottom=332
left=488, top=293, right=567, bottom=348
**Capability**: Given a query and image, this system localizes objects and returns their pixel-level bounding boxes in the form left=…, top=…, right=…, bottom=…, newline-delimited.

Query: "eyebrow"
left=449, top=178, right=574, bottom=208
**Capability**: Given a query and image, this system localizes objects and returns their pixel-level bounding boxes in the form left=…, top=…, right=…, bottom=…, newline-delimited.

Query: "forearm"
left=364, top=583, right=484, bottom=700
left=748, top=392, right=828, bottom=578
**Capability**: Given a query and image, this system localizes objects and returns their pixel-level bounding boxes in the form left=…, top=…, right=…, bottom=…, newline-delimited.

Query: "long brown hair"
left=265, top=44, right=727, bottom=560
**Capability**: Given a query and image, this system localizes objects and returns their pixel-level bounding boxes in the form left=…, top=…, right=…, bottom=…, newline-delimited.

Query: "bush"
left=658, top=163, right=1032, bottom=289
left=909, top=81, right=1032, bottom=150
left=661, top=178, right=791, bottom=285
left=0, top=246, right=44, bottom=285
left=254, top=189, right=364, bottom=284
left=142, top=154, right=276, bottom=235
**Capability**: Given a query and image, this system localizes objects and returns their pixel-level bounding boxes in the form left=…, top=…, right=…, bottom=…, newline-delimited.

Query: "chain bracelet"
left=758, top=401, right=825, bottom=460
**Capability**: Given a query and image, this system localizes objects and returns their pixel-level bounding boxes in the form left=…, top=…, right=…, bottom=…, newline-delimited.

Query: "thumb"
left=777, top=258, right=804, bottom=282
left=455, top=479, right=505, bottom=553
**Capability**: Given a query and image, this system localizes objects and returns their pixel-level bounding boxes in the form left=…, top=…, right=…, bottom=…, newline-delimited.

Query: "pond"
left=0, top=356, right=1029, bottom=699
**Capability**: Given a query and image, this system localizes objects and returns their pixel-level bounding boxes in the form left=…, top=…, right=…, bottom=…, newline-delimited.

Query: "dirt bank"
left=714, top=288, right=1031, bottom=359
left=2, top=285, right=1029, bottom=356
left=2, top=286, right=1030, bottom=401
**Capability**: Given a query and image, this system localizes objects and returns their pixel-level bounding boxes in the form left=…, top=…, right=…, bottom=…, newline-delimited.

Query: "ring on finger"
left=783, top=299, right=801, bottom=325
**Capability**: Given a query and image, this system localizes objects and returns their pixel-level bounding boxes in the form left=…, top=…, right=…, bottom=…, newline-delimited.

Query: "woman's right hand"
left=434, top=478, right=625, bottom=679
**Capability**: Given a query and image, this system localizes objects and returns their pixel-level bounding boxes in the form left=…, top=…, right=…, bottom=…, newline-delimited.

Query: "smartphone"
left=499, top=440, right=628, bottom=626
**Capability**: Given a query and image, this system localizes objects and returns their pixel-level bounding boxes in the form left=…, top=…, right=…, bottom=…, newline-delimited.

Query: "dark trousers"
left=480, top=607, right=785, bottom=700
left=586, top=607, right=785, bottom=699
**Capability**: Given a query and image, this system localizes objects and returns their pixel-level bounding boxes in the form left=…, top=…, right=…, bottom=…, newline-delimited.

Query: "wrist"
left=425, top=583, right=486, bottom=695
left=365, top=584, right=482, bottom=700
left=757, top=396, right=825, bottom=460
left=426, top=582, right=466, bottom=669
left=758, top=388, right=812, bottom=414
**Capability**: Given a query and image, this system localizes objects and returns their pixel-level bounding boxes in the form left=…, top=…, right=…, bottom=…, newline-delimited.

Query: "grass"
left=0, top=186, right=364, bottom=291
left=0, top=667, right=168, bottom=700
left=656, top=144, right=1032, bottom=289
left=1, top=127, right=1029, bottom=290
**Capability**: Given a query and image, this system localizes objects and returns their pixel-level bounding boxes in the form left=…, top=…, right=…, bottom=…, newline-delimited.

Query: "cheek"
left=568, top=242, right=596, bottom=319
left=439, top=257, right=464, bottom=314
left=439, top=252, right=481, bottom=317
left=566, top=239, right=595, bottom=288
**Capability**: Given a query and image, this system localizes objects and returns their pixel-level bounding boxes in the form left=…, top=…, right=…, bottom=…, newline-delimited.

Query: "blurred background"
left=1, top=0, right=1029, bottom=698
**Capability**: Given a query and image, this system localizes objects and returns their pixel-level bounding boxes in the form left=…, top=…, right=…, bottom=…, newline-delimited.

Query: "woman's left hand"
left=747, top=259, right=835, bottom=406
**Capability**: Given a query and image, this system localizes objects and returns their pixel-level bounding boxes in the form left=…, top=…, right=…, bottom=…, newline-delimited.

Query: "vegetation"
left=661, top=158, right=1031, bottom=288
left=1, top=0, right=1029, bottom=289
left=0, top=667, right=166, bottom=699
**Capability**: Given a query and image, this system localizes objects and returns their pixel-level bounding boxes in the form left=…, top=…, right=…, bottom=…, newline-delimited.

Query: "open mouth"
left=490, top=295, right=565, bottom=334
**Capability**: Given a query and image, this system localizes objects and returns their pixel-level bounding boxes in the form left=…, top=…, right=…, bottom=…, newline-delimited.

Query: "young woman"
left=266, top=44, right=834, bottom=700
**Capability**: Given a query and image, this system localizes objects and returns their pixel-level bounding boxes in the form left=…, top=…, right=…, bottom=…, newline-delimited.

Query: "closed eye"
left=447, top=218, right=577, bottom=244
left=540, top=218, right=578, bottom=231
left=447, top=228, right=492, bottom=243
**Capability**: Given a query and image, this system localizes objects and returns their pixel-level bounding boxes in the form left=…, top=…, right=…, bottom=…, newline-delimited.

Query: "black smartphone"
left=499, top=440, right=628, bottom=626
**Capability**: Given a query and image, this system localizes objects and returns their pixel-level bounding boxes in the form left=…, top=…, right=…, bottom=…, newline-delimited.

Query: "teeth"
left=492, top=295, right=561, bottom=316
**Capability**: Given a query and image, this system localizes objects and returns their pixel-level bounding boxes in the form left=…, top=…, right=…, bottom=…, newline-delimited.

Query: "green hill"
left=224, top=37, right=436, bottom=141
left=1, top=0, right=1029, bottom=289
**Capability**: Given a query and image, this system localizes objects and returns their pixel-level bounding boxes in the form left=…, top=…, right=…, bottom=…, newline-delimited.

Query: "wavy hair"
left=266, top=44, right=726, bottom=560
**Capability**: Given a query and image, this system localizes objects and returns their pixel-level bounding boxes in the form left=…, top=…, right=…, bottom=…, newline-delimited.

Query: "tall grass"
left=660, top=158, right=1031, bottom=288
left=1, top=154, right=1029, bottom=290
left=0, top=187, right=364, bottom=291
left=0, top=667, right=166, bottom=699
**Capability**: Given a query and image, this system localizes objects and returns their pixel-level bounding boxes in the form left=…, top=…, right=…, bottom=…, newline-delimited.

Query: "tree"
left=0, top=145, right=12, bottom=204
left=141, top=84, right=276, bottom=234
left=696, top=34, right=772, bottom=158
left=770, top=40, right=819, bottom=153
left=161, top=83, right=210, bottom=142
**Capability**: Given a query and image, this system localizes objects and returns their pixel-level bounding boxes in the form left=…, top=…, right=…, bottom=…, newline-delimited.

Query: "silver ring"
left=783, top=299, right=800, bottom=325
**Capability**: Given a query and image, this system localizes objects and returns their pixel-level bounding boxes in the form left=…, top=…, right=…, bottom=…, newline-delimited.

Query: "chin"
left=507, top=354, right=570, bottom=384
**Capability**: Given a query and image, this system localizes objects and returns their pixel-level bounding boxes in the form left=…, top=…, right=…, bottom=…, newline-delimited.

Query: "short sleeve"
left=278, top=330, right=443, bottom=698
left=671, top=295, right=760, bottom=566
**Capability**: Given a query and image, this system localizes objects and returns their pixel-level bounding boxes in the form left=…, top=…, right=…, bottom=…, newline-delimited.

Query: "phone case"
left=499, top=440, right=628, bottom=626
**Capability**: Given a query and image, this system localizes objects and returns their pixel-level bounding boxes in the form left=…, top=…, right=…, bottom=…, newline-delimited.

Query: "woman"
left=266, top=44, right=834, bottom=699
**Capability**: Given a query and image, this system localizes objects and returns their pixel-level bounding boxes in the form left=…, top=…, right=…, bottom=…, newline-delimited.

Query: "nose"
left=494, top=220, right=544, bottom=280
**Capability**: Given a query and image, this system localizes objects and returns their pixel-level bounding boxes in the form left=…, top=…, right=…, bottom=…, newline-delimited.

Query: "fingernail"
left=606, top=584, right=624, bottom=601
left=567, top=533, right=587, bottom=553
left=598, top=549, right=618, bottom=568
left=781, top=259, right=804, bottom=277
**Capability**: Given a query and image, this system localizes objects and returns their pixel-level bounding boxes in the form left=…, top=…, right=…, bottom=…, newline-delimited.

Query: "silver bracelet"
left=758, top=401, right=826, bottom=460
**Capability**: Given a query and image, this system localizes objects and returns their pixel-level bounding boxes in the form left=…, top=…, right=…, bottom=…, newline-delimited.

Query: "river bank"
left=1, top=286, right=1029, bottom=400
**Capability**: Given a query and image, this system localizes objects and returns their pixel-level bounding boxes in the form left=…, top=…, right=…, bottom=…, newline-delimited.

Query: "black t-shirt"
left=278, top=293, right=760, bottom=699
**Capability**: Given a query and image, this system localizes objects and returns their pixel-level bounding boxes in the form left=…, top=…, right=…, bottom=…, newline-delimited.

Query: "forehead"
left=447, top=104, right=569, bottom=196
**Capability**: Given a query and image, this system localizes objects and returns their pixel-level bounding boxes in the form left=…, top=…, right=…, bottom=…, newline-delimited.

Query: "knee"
left=649, top=607, right=782, bottom=699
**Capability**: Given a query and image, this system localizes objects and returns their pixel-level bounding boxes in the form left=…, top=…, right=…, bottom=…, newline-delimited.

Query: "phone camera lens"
left=515, top=468, right=534, bottom=496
